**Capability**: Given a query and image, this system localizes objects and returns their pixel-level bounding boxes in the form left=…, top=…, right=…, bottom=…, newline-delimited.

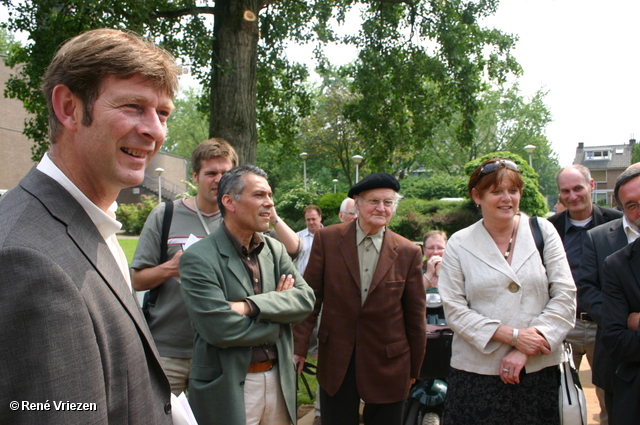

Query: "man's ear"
left=221, top=194, right=235, bottom=213
left=50, top=84, right=82, bottom=132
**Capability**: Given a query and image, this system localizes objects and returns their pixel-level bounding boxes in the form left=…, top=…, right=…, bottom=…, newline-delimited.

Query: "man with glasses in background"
left=578, top=165, right=640, bottom=423
left=293, top=173, right=426, bottom=425
left=338, top=198, right=358, bottom=223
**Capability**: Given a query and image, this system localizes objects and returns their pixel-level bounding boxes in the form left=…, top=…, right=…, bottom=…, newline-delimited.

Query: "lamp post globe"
left=351, top=155, right=364, bottom=183
left=299, top=152, right=309, bottom=191
left=155, top=167, right=164, bottom=204
left=524, top=145, right=536, bottom=168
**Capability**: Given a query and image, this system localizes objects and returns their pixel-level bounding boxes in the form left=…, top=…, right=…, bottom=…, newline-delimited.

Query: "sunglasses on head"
left=480, top=160, right=520, bottom=175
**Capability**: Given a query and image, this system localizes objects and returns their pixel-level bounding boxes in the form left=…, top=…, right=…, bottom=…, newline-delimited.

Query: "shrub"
left=400, top=174, right=466, bottom=200
left=390, top=211, right=428, bottom=242
left=116, top=195, right=158, bottom=235
left=316, top=192, right=348, bottom=220
left=274, top=180, right=323, bottom=229
left=389, top=198, right=477, bottom=241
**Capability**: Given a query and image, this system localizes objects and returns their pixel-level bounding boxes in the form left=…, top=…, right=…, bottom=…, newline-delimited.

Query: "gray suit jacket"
left=0, top=168, right=172, bottom=424
left=578, top=218, right=628, bottom=392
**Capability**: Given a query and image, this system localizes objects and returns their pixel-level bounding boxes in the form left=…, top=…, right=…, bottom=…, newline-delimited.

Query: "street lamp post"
left=524, top=145, right=536, bottom=168
left=332, top=179, right=338, bottom=193
left=299, top=152, right=309, bottom=191
left=351, top=155, right=364, bottom=183
left=155, top=167, right=164, bottom=204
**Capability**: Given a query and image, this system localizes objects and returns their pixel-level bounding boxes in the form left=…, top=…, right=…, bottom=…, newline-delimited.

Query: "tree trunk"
left=209, top=0, right=260, bottom=165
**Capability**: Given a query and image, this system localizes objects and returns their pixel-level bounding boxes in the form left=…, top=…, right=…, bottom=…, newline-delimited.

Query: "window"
left=585, top=150, right=610, bottom=160
left=593, top=191, right=610, bottom=206
left=591, top=170, right=606, bottom=183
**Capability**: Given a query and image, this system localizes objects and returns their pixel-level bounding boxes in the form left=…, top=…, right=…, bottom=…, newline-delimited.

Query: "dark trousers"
left=319, top=353, right=403, bottom=425
left=605, top=390, right=614, bottom=425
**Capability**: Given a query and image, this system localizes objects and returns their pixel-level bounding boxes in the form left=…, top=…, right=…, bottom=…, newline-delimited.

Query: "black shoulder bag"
left=529, top=216, right=545, bottom=263
left=141, top=200, right=173, bottom=320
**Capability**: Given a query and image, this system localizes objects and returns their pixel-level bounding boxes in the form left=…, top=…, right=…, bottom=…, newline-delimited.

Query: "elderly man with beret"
left=293, top=173, right=427, bottom=425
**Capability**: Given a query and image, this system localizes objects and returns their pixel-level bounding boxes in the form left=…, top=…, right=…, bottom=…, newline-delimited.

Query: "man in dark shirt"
left=179, top=165, right=315, bottom=425
left=548, top=164, right=621, bottom=425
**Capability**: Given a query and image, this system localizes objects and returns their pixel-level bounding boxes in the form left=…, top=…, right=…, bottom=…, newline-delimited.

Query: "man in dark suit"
left=293, top=173, right=427, bottom=425
left=577, top=165, right=640, bottom=423
left=548, top=164, right=622, bottom=424
left=601, top=237, right=640, bottom=424
left=0, top=29, right=180, bottom=423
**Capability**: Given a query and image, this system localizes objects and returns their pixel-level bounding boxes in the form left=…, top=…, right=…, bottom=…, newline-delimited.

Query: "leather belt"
left=248, top=359, right=275, bottom=373
left=578, top=312, right=594, bottom=322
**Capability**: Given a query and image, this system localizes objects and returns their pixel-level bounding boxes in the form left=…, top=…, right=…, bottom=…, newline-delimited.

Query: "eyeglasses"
left=480, top=160, right=520, bottom=175
left=425, top=246, right=445, bottom=251
left=360, top=196, right=397, bottom=208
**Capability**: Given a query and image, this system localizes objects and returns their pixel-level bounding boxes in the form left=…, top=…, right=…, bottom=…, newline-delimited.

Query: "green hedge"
left=116, top=195, right=158, bottom=235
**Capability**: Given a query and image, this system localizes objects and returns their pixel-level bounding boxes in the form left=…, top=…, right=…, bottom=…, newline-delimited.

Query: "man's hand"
left=269, top=206, right=279, bottom=226
left=294, top=354, right=306, bottom=374
left=230, top=300, right=251, bottom=316
left=276, top=274, right=295, bottom=292
left=165, top=249, right=183, bottom=277
left=627, top=312, right=640, bottom=331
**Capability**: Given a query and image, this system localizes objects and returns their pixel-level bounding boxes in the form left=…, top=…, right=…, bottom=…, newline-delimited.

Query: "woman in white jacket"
left=439, top=158, right=575, bottom=424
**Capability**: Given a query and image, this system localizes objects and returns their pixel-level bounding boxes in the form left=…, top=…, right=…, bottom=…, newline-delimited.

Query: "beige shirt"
left=356, top=221, right=385, bottom=305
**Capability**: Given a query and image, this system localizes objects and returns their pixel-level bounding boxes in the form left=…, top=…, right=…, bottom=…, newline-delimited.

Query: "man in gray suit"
left=0, top=29, right=180, bottom=423
left=578, top=165, right=640, bottom=421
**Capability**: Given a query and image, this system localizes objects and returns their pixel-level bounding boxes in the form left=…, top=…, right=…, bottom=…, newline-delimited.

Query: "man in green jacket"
left=180, top=164, right=315, bottom=425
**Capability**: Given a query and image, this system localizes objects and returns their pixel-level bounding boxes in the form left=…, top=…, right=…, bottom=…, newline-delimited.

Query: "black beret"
left=348, top=172, right=400, bottom=198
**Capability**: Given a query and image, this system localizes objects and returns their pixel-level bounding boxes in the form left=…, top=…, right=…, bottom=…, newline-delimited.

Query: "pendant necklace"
left=503, top=220, right=517, bottom=260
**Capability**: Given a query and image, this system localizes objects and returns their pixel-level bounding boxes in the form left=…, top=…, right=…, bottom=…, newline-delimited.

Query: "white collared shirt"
left=622, top=215, right=640, bottom=244
left=294, top=227, right=316, bottom=275
left=37, top=153, right=131, bottom=289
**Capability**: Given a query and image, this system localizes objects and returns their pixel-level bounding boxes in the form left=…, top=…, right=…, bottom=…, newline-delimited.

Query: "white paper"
left=183, top=234, right=201, bottom=251
left=171, top=392, right=198, bottom=425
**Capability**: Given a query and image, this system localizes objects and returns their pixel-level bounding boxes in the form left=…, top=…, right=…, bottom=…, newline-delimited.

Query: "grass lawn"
left=296, top=356, right=318, bottom=407
left=117, top=237, right=139, bottom=264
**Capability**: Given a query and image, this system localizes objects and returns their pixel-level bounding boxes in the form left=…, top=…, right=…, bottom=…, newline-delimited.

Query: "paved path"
left=298, top=360, right=602, bottom=424
left=579, top=358, right=602, bottom=425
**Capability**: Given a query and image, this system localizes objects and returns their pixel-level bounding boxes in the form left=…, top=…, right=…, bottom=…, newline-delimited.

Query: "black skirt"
left=443, top=366, right=560, bottom=425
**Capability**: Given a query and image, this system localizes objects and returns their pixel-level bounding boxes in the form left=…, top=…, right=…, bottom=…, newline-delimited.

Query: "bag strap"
left=159, top=200, right=173, bottom=263
left=529, top=216, right=545, bottom=265
left=143, top=200, right=174, bottom=316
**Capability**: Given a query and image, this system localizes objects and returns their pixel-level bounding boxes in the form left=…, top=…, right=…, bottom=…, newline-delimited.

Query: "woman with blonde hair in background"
left=422, top=230, right=447, bottom=289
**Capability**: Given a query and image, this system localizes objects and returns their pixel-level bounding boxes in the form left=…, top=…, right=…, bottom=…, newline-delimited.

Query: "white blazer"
left=439, top=213, right=576, bottom=375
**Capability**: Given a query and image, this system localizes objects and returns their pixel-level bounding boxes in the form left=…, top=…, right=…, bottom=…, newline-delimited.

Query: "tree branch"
left=154, top=6, right=216, bottom=20
left=378, top=0, right=415, bottom=5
